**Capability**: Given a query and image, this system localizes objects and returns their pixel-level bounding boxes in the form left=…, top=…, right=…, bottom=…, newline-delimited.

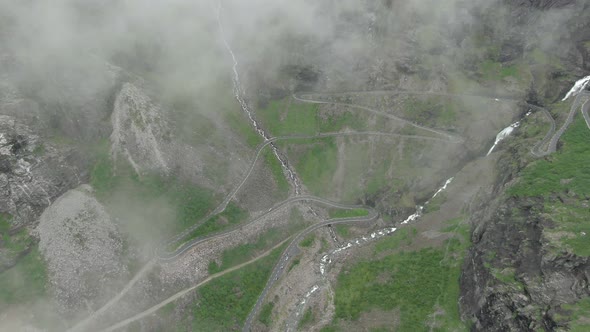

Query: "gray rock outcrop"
left=110, top=82, right=216, bottom=186
left=36, top=185, right=128, bottom=314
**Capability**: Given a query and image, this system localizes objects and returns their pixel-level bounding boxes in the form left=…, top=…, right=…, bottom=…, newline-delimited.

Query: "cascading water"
left=487, top=121, right=520, bottom=156
left=401, top=177, right=454, bottom=225
left=562, top=75, right=590, bottom=101
left=297, top=175, right=455, bottom=328
left=215, top=3, right=301, bottom=195
left=430, top=177, right=454, bottom=201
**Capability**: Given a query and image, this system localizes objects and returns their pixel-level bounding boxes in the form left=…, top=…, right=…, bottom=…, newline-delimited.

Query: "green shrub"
left=258, top=302, right=274, bottom=326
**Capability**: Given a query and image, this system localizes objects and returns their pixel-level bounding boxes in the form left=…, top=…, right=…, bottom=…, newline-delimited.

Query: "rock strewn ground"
left=0, top=114, right=88, bottom=270
left=36, top=185, right=128, bottom=314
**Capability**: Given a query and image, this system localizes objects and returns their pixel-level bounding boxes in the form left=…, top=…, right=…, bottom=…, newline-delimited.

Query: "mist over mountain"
left=0, top=0, right=589, bottom=331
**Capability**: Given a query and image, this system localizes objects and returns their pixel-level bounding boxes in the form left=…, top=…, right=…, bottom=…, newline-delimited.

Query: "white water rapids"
left=215, top=4, right=301, bottom=195
left=562, top=75, right=590, bottom=101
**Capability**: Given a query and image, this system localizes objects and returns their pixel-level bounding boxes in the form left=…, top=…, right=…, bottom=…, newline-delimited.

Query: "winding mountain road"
left=100, top=239, right=291, bottom=332
left=161, top=130, right=458, bottom=258
left=99, top=207, right=376, bottom=332
left=241, top=208, right=378, bottom=332
left=160, top=194, right=377, bottom=261
left=546, top=93, right=588, bottom=153
left=88, top=89, right=576, bottom=332
left=530, top=107, right=556, bottom=157
left=293, top=94, right=462, bottom=142
left=295, top=90, right=589, bottom=158
left=73, top=130, right=433, bottom=331
left=240, top=90, right=590, bottom=331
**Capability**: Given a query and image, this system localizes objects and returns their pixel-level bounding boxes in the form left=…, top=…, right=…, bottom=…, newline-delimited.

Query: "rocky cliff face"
left=458, top=1, right=590, bottom=331
left=0, top=114, right=89, bottom=270
left=111, top=83, right=173, bottom=176
left=0, top=54, right=121, bottom=272
left=459, top=99, right=590, bottom=332
left=461, top=194, right=590, bottom=330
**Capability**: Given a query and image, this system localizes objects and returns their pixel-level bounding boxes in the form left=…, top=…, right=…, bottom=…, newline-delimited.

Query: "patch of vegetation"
left=374, top=228, right=417, bottom=254
left=520, top=115, right=549, bottom=139
left=208, top=227, right=284, bottom=274
left=479, top=60, right=521, bottom=81
left=527, top=48, right=564, bottom=70
left=510, top=116, right=590, bottom=197
left=339, top=140, right=372, bottom=201
left=402, top=96, right=457, bottom=127
left=331, top=223, right=469, bottom=331
left=440, top=218, right=470, bottom=240
left=168, top=98, right=218, bottom=147
left=225, top=109, right=264, bottom=148
left=190, top=244, right=285, bottom=331
left=555, top=297, right=590, bottom=332
left=91, top=147, right=220, bottom=241
left=208, top=209, right=307, bottom=274
left=299, top=307, right=314, bottom=328
left=159, top=302, right=176, bottom=319
left=509, top=115, right=590, bottom=256
left=32, top=143, right=46, bottom=156
left=320, top=326, right=338, bottom=332
left=288, top=206, right=306, bottom=224
left=90, top=142, right=119, bottom=195
left=2, top=228, right=31, bottom=254
left=490, top=267, right=525, bottom=290
left=366, top=160, right=400, bottom=196
left=319, top=111, right=367, bottom=132
left=424, top=193, right=446, bottom=213
left=170, top=186, right=220, bottom=233
left=299, top=234, right=315, bottom=248
left=258, top=302, right=274, bottom=326
left=334, top=225, right=350, bottom=238
left=528, top=48, right=549, bottom=65
left=289, top=135, right=422, bottom=203
left=329, top=208, right=369, bottom=219
left=288, top=257, right=300, bottom=272
left=447, top=72, right=483, bottom=95
left=0, top=247, right=47, bottom=311
left=320, top=237, right=330, bottom=253
left=370, top=328, right=392, bottom=332
left=262, top=148, right=290, bottom=197
left=258, top=96, right=369, bottom=137
left=0, top=214, right=32, bottom=257
left=543, top=202, right=590, bottom=257
left=0, top=214, right=10, bottom=233
left=290, top=138, right=338, bottom=197
left=258, top=98, right=319, bottom=136
left=184, top=202, right=249, bottom=247
left=127, top=321, right=142, bottom=332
